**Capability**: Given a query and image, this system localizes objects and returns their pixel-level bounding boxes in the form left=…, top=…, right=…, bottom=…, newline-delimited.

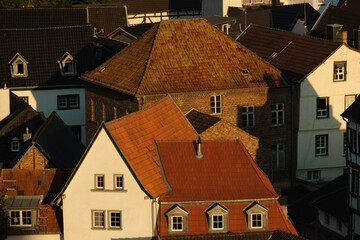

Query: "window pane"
left=94, top=211, right=104, bottom=227
left=110, top=212, right=121, bottom=227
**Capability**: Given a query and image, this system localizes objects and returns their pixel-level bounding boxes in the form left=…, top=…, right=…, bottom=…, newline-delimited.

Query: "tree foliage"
left=0, top=194, right=8, bottom=240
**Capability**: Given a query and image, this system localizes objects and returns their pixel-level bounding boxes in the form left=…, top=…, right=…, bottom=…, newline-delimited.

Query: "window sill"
left=316, top=117, right=329, bottom=119
left=315, top=154, right=328, bottom=157
left=271, top=124, right=284, bottom=127
left=91, top=189, right=127, bottom=192
left=91, top=227, right=106, bottom=230
left=57, top=107, right=80, bottom=111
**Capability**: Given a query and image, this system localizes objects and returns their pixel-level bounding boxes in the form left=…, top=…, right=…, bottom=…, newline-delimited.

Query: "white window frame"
left=9, top=210, right=32, bottom=227
left=315, top=135, right=328, bottom=156
left=316, top=97, right=329, bottom=118
left=58, top=52, right=77, bottom=76
left=114, top=174, right=124, bottom=190
left=11, top=138, right=20, bottom=152
left=95, top=174, right=104, bottom=190
left=9, top=53, right=28, bottom=78
left=212, top=215, right=224, bottom=230
left=334, top=61, right=346, bottom=82
left=345, top=95, right=356, bottom=110
left=271, top=103, right=284, bottom=126
left=241, top=106, right=255, bottom=128
left=273, top=143, right=285, bottom=169
left=108, top=210, right=121, bottom=229
left=171, top=216, right=183, bottom=231
left=57, top=95, right=79, bottom=110
left=210, top=95, right=222, bottom=114
left=92, top=210, right=105, bottom=229
left=250, top=213, right=263, bottom=229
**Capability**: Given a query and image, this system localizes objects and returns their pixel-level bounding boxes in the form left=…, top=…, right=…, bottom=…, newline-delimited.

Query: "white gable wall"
left=281, top=0, right=339, bottom=13
left=61, top=127, right=154, bottom=240
left=297, top=44, right=360, bottom=182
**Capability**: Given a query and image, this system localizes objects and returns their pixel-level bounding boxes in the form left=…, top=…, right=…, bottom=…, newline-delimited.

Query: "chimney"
left=0, top=85, right=10, bottom=122
left=354, top=28, right=360, bottom=49
left=327, top=24, right=347, bottom=43
left=196, top=137, right=203, bottom=160
left=23, top=128, right=32, bottom=142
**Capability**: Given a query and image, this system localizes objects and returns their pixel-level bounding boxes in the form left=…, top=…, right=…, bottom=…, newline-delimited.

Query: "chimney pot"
left=196, top=137, right=203, bottom=160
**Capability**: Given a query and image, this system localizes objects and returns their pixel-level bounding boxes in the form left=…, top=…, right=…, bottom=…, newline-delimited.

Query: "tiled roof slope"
left=237, top=25, right=341, bottom=80
left=341, top=95, right=360, bottom=123
left=1, top=169, right=72, bottom=234
left=185, top=109, right=221, bottom=134
left=156, top=140, right=278, bottom=202
left=310, top=4, right=360, bottom=46
left=81, top=18, right=285, bottom=96
left=0, top=25, right=94, bottom=88
left=105, top=96, right=198, bottom=198
left=122, top=0, right=201, bottom=14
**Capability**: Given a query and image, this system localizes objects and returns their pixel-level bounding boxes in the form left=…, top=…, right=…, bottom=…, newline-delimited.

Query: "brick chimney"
left=196, top=137, right=203, bottom=160
left=0, top=85, right=10, bottom=122
left=23, top=128, right=32, bottom=142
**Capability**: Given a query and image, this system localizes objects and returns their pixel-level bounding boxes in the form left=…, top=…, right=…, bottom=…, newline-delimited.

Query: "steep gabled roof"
left=105, top=96, right=198, bottom=198
left=237, top=24, right=342, bottom=80
left=81, top=18, right=285, bottom=97
left=1, top=169, right=72, bottom=234
left=311, top=4, right=360, bottom=45
left=156, top=140, right=278, bottom=202
left=0, top=25, right=94, bottom=88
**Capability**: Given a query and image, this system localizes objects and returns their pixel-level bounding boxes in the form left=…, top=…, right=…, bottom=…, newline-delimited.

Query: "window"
left=221, top=24, right=229, bottom=35
left=212, top=215, right=223, bottom=230
left=344, top=132, right=347, bottom=155
left=103, top=104, right=110, bottom=121
left=307, top=170, right=320, bottom=181
left=91, top=99, right=98, bottom=121
left=58, top=52, right=76, bottom=76
left=241, top=106, right=255, bottom=128
left=114, top=175, right=124, bottom=190
left=273, top=143, right=285, bottom=169
left=108, top=211, right=121, bottom=229
left=9, top=210, right=32, bottom=226
left=350, top=130, right=357, bottom=153
left=210, top=96, right=221, bottom=114
left=316, top=97, right=329, bottom=118
left=57, top=95, right=79, bottom=110
left=115, top=107, right=121, bottom=119
left=251, top=214, right=263, bottom=228
left=92, top=210, right=105, bottom=228
left=345, top=95, right=356, bottom=110
left=315, top=135, right=328, bottom=156
left=171, top=216, right=183, bottom=231
left=9, top=53, right=28, bottom=78
left=352, top=171, right=359, bottom=196
left=271, top=103, right=284, bottom=126
left=19, top=96, right=28, bottom=105
left=95, top=174, right=104, bottom=189
left=334, top=61, right=346, bottom=81
left=11, top=138, right=20, bottom=152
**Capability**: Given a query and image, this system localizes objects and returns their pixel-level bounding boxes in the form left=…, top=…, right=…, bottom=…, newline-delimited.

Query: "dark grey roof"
left=341, top=95, right=360, bottom=123
left=5, top=195, right=42, bottom=208
left=185, top=109, right=221, bottom=134
left=0, top=25, right=94, bottom=88
left=204, top=15, right=236, bottom=27
left=121, top=23, right=155, bottom=38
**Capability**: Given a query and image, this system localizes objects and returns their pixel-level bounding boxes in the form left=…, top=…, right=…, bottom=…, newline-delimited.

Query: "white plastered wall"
left=318, top=210, right=347, bottom=236
left=297, top=44, right=360, bottom=181
left=61, top=127, right=154, bottom=240
left=11, top=88, right=86, bottom=145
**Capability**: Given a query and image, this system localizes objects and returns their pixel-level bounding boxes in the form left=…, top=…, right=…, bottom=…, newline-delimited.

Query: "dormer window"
left=11, top=137, right=20, bottom=152
left=9, top=53, right=28, bottom=78
left=206, top=203, right=229, bottom=233
left=165, top=205, right=189, bottom=234
left=244, top=201, right=268, bottom=231
left=58, top=52, right=77, bottom=76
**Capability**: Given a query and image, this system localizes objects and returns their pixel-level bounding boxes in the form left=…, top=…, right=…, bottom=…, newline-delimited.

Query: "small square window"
left=171, top=216, right=183, bottom=231
left=316, top=97, right=329, bottom=118
left=210, top=96, right=221, bottom=114
left=271, top=103, right=284, bottom=126
left=251, top=214, right=262, bottom=228
left=241, top=106, right=255, bottom=128
left=109, top=211, right=121, bottom=229
left=212, top=215, right=224, bottom=230
left=11, top=138, right=20, bottom=152
left=315, top=135, right=328, bottom=156
left=334, top=61, right=346, bottom=81
left=95, top=174, right=104, bottom=189
left=92, top=210, right=105, bottom=228
left=307, top=170, right=320, bottom=181
left=57, top=95, right=79, bottom=110
left=114, top=175, right=124, bottom=190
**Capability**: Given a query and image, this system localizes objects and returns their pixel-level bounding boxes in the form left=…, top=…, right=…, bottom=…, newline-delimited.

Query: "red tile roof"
left=105, top=96, right=198, bottom=198
left=237, top=25, right=342, bottom=79
left=156, top=140, right=278, bottom=202
left=1, top=169, right=71, bottom=234
left=81, top=18, right=285, bottom=97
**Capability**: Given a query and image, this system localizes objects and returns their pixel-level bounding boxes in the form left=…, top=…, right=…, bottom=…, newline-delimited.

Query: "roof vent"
left=98, top=66, right=106, bottom=73
left=196, top=137, right=203, bottom=160
left=242, top=69, right=249, bottom=75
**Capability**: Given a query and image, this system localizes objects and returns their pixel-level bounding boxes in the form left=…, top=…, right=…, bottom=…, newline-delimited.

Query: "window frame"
left=210, top=95, right=222, bottom=114
left=315, top=134, right=328, bottom=156
left=57, top=94, right=80, bottom=110
left=11, top=138, right=20, bottom=152
left=171, top=216, right=183, bottom=232
left=316, top=97, right=329, bottom=119
left=92, top=210, right=105, bottom=229
left=351, top=171, right=359, bottom=197
left=108, top=210, right=121, bottom=229
left=271, top=103, right=284, bottom=126
left=114, top=174, right=124, bottom=190
left=212, top=215, right=224, bottom=230
left=241, top=106, right=255, bottom=128
left=250, top=213, right=263, bottom=229
left=349, top=129, right=357, bottom=153
left=91, top=99, right=98, bottom=121
left=103, top=103, right=110, bottom=122
left=114, top=107, right=121, bottom=119
left=273, top=143, right=285, bottom=169
left=333, top=61, right=346, bottom=82
left=345, top=95, right=357, bottom=110
left=95, top=174, right=105, bottom=190
left=58, top=52, right=77, bottom=76
left=307, top=170, right=320, bottom=181
left=9, top=210, right=33, bottom=227
left=9, top=54, right=28, bottom=78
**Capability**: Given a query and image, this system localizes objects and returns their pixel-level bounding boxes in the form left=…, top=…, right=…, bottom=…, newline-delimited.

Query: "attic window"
left=242, top=69, right=249, bottom=75
left=58, top=52, right=77, bottom=76
left=206, top=204, right=229, bottom=233
left=244, top=202, right=268, bottom=231
left=11, top=137, right=20, bottom=152
left=9, top=53, right=28, bottom=78
left=165, top=205, right=189, bottom=234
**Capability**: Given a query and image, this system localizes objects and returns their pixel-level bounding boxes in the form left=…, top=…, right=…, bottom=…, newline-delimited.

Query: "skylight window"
left=242, top=69, right=249, bottom=75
